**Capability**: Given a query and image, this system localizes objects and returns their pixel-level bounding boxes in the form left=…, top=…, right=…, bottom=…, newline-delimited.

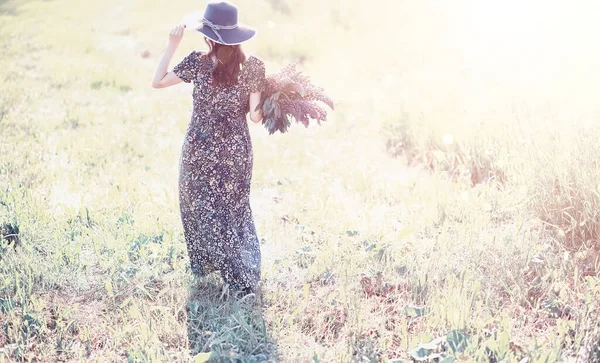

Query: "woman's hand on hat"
left=168, top=25, right=186, bottom=47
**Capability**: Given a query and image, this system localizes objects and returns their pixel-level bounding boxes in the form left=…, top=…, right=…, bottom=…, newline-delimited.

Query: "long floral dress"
left=173, top=51, right=265, bottom=291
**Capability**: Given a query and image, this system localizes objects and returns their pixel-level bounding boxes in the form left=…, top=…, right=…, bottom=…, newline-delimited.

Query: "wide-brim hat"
left=182, top=1, right=256, bottom=45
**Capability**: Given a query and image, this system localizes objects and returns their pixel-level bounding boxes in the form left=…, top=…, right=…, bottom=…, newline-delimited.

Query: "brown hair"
left=205, top=38, right=246, bottom=86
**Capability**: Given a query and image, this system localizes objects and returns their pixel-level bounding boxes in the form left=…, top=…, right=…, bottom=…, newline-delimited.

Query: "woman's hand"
left=168, top=25, right=186, bottom=47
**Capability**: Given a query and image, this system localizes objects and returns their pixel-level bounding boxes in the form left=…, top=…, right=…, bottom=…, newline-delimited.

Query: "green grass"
left=1, top=0, right=600, bottom=361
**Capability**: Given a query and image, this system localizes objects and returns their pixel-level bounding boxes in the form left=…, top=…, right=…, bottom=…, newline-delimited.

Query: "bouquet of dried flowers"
left=258, top=62, right=334, bottom=134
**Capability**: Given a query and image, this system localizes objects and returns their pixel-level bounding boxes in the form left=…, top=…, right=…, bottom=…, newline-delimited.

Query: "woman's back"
left=174, top=51, right=265, bottom=124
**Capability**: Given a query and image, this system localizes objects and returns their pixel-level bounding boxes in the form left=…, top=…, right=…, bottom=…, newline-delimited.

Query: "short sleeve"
left=241, top=56, right=266, bottom=93
left=173, top=51, right=200, bottom=83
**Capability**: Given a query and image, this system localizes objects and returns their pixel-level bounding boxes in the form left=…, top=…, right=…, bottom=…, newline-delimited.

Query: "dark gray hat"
left=183, top=1, right=256, bottom=45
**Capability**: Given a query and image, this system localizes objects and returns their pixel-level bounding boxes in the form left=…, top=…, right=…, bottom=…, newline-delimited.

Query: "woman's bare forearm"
left=249, top=92, right=263, bottom=123
left=152, top=43, right=178, bottom=88
left=152, top=25, right=185, bottom=88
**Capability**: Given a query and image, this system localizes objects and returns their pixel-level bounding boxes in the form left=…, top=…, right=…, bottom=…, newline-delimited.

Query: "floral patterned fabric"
left=173, top=51, right=265, bottom=291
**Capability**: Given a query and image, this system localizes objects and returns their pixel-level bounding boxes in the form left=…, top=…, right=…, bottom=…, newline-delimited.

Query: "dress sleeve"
left=241, top=56, right=266, bottom=93
left=173, top=51, right=200, bottom=83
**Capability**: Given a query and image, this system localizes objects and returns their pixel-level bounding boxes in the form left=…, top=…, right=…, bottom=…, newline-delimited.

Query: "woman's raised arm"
left=152, top=25, right=186, bottom=89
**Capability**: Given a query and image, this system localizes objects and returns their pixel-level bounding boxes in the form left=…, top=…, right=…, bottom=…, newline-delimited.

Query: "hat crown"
left=203, top=1, right=238, bottom=27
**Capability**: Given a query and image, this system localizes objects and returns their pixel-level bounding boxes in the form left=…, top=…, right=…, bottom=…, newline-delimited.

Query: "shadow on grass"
left=186, top=278, right=277, bottom=362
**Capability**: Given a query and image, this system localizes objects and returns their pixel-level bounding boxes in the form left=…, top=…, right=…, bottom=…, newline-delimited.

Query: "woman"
left=151, top=1, right=265, bottom=294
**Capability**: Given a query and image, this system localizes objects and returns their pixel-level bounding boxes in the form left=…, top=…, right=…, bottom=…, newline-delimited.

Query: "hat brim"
left=183, top=12, right=256, bottom=46
left=195, top=23, right=256, bottom=45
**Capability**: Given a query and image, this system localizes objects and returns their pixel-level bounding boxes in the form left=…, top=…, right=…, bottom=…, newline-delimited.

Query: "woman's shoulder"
left=189, top=50, right=206, bottom=61
left=242, top=55, right=265, bottom=75
left=244, top=55, right=264, bottom=66
left=240, top=55, right=266, bottom=92
left=189, top=50, right=216, bottom=70
left=186, top=50, right=211, bottom=61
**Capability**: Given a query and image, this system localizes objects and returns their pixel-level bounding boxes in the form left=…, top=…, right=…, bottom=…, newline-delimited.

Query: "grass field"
left=1, top=0, right=600, bottom=361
